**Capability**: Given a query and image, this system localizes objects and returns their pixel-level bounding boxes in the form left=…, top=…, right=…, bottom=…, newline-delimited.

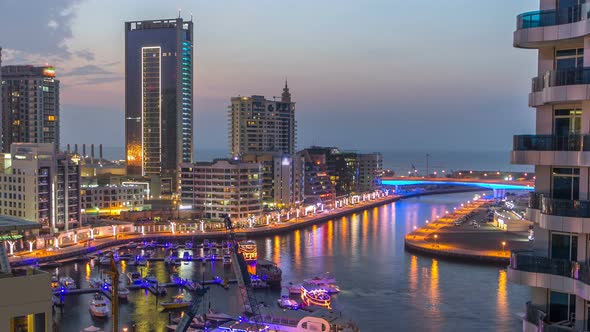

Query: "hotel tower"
left=510, top=1, right=590, bottom=330
left=125, top=18, right=194, bottom=187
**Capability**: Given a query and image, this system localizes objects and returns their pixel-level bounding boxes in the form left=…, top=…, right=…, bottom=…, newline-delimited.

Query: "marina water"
left=52, top=192, right=529, bottom=331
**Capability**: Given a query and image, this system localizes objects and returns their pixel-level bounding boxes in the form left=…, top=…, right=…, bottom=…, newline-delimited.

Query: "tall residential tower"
left=509, top=1, right=590, bottom=330
left=229, top=82, right=296, bottom=157
left=1, top=65, right=59, bottom=152
left=125, top=18, right=194, bottom=181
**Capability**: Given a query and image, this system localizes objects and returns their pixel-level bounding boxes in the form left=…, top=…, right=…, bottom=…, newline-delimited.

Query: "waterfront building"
left=0, top=219, right=52, bottom=332
left=242, top=153, right=295, bottom=208
left=509, top=2, right=590, bottom=330
left=295, top=149, right=335, bottom=206
left=303, top=147, right=382, bottom=196
left=229, top=81, right=296, bottom=157
left=358, top=152, right=383, bottom=192
left=0, top=143, right=80, bottom=234
left=1, top=64, right=59, bottom=152
left=125, top=18, right=194, bottom=193
left=179, top=159, right=262, bottom=221
left=80, top=184, right=147, bottom=216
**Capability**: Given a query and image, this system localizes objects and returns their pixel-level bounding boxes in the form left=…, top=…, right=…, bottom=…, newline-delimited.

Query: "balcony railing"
left=532, top=67, right=590, bottom=92
left=513, top=134, right=590, bottom=151
left=517, top=3, right=589, bottom=29
left=511, top=251, right=590, bottom=285
left=528, top=192, right=590, bottom=218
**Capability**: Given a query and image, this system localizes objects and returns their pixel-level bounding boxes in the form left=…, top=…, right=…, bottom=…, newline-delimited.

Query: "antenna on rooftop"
left=190, top=13, right=193, bottom=21
left=178, top=8, right=181, bottom=18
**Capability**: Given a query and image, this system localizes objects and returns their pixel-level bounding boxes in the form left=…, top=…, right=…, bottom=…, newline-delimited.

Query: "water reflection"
left=429, top=259, right=440, bottom=311
left=497, top=269, right=508, bottom=319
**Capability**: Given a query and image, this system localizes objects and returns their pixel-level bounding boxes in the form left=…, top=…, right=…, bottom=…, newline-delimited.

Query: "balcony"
left=528, top=192, right=590, bottom=231
left=515, top=4, right=590, bottom=48
left=529, top=67, right=590, bottom=106
left=522, top=301, right=576, bottom=332
left=508, top=251, right=590, bottom=300
left=512, top=135, right=590, bottom=166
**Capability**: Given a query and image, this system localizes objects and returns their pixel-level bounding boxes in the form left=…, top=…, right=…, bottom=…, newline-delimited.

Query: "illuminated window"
left=48, top=115, right=55, bottom=121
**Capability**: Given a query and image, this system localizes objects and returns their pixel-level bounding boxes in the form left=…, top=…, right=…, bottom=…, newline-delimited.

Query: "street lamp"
left=434, top=234, right=438, bottom=247
left=502, top=241, right=506, bottom=252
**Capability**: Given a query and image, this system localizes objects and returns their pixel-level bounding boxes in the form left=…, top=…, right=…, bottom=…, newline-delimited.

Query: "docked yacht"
left=256, top=259, right=282, bottom=287
left=277, top=289, right=299, bottom=310
left=59, top=276, right=77, bottom=290
left=300, top=285, right=331, bottom=309
left=51, top=274, right=60, bottom=290
left=237, top=240, right=257, bottom=261
left=303, top=273, right=336, bottom=285
left=288, top=282, right=340, bottom=294
left=89, top=293, right=110, bottom=318
left=161, top=294, right=191, bottom=310
left=127, top=271, right=142, bottom=285
left=205, top=309, right=234, bottom=324
left=88, top=277, right=105, bottom=289
left=250, top=275, right=268, bottom=289
left=118, top=284, right=130, bottom=300
left=134, top=256, right=147, bottom=266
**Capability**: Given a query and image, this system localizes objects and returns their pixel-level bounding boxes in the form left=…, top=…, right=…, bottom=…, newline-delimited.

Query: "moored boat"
left=300, top=285, right=331, bottom=309
left=205, top=308, right=233, bottom=323
left=59, top=276, right=77, bottom=290
left=89, top=293, right=110, bottom=318
left=127, top=272, right=142, bottom=285
left=277, top=288, right=298, bottom=310
left=237, top=240, right=257, bottom=261
left=118, top=284, right=130, bottom=300
left=303, top=273, right=336, bottom=285
left=256, top=259, right=282, bottom=287
left=160, top=294, right=191, bottom=310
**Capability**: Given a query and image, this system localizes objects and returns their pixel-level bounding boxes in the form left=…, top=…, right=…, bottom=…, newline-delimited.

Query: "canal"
left=51, top=191, right=528, bottom=331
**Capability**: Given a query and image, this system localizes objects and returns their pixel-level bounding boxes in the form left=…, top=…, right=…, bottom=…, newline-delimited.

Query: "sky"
left=0, top=0, right=538, bottom=156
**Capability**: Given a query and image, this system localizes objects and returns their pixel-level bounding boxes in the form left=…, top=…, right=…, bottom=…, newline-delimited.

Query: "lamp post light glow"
left=112, top=225, right=117, bottom=237
left=28, top=240, right=34, bottom=253
left=7, top=240, right=15, bottom=255
left=200, top=220, right=205, bottom=232
left=502, top=241, right=506, bottom=252
left=434, top=234, right=438, bottom=248
left=90, top=228, right=95, bottom=240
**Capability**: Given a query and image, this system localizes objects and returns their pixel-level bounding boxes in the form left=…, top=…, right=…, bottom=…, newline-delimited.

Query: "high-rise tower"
left=509, top=2, right=590, bottom=330
left=125, top=18, right=194, bottom=179
left=1, top=65, right=60, bottom=152
left=229, top=83, right=296, bottom=157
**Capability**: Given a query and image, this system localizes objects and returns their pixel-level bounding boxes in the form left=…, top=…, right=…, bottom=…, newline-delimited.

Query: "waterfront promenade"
left=404, top=198, right=532, bottom=264
left=9, top=191, right=410, bottom=267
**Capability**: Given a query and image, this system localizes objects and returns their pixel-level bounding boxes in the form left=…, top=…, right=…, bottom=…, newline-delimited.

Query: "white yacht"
left=89, top=293, right=110, bottom=318
left=303, top=273, right=336, bottom=285
left=277, top=289, right=299, bottom=310
left=59, top=276, right=77, bottom=290
left=118, top=283, right=130, bottom=300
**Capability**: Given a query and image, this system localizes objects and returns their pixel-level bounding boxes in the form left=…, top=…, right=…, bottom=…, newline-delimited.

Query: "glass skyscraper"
left=125, top=18, right=193, bottom=181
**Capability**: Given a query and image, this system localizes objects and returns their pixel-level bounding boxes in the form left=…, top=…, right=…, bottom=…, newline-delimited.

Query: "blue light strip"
left=382, top=180, right=534, bottom=190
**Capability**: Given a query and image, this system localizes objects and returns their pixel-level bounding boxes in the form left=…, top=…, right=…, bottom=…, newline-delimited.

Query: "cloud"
left=77, top=75, right=123, bottom=85
left=63, top=64, right=113, bottom=77
left=74, top=49, right=95, bottom=61
left=0, top=0, right=83, bottom=59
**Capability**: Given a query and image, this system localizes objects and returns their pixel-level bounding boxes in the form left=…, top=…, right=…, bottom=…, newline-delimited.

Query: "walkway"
left=404, top=198, right=533, bottom=264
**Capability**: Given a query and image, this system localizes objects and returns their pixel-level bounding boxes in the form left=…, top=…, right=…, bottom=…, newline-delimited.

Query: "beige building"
left=81, top=184, right=147, bottom=215
left=229, top=82, right=296, bottom=158
left=0, top=143, right=80, bottom=234
left=242, top=153, right=295, bottom=208
left=0, top=218, right=51, bottom=332
left=179, top=159, right=262, bottom=220
left=510, top=2, right=590, bottom=331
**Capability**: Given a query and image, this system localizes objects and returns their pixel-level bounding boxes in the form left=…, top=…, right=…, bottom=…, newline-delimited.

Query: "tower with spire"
left=281, top=79, right=291, bottom=103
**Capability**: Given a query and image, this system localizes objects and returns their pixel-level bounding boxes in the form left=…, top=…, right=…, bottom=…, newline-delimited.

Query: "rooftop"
left=0, top=215, right=41, bottom=232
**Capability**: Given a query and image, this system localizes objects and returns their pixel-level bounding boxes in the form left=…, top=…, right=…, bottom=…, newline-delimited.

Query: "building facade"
left=125, top=18, right=194, bottom=183
left=80, top=184, right=146, bottom=215
left=179, top=159, right=262, bottom=221
left=295, top=149, right=335, bottom=206
left=242, top=153, right=295, bottom=208
left=509, top=2, right=590, bottom=330
left=358, top=153, right=383, bottom=192
left=0, top=143, right=80, bottom=234
left=229, top=82, right=296, bottom=157
left=1, top=65, right=59, bottom=152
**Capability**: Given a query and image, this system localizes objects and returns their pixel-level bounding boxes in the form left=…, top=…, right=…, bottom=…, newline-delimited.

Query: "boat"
left=303, top=273, right=336, bottom=285
left=99, top=255, right=118, bottom=265
left=127, top=272, right=142, bottom=285
left=237, top=240, right=257, bottom=261
left=164, top=256, right=177, bottom=265
left=88, top=277, right=104, bottom=289
left=59, top=276, right=77, bottom=290
left=118, top=284, right=130, bottom=300
left=288, top=282, right=340, bottom=294
left=134, top=256, right=147, bottom=266
left=160, top=294, right=191, bottom=310
left=250, top=275, right=268, bottom=289
left=256, top=259, right=282, bottom=287
left=223, top=253, right=231, bottom=265
left=81, top=325, right=105, bottom=332
left=144, top=274, right=158, bottom=284
left=118, top=253, right=134, bottom=260
left=126, top=241, right=138, bottom=248
left=88, top=293, right=110, bottom=318
left=182, top=251, right=191, bottom=260
left=185, top=241, right=193, bottom=249
left=205, top=308, right=233, bottom=323
left=219, top=310, right=360, bottom=332
left=51, top=274, right=60, bottom=290
left=300, top=285, right=331, bottom=309
left=277, top=289, right=299, bottom=310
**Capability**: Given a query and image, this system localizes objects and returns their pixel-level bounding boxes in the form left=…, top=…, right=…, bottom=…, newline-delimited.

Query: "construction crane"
left=103, top=254, right=119, bottom=332
left=177, top=215, right=262, bottom=331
